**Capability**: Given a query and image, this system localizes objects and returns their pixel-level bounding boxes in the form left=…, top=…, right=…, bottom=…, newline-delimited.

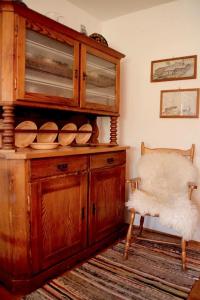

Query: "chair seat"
left=126, top=189, right=199, bottom=241
left=127, top=189, right=162, bottom=216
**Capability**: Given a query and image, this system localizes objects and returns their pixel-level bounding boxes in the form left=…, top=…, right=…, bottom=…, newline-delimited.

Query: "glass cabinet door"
left=80, top=45, right=120, bottom=112
left=23, top=29, right=79, bottom=106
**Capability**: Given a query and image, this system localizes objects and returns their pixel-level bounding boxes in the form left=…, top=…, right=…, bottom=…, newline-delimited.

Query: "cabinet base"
left=0, top=224, right=127, bottom=294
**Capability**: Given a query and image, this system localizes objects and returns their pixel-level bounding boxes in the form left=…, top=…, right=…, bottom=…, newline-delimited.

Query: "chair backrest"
left=141, top=142, right=195, bottom=162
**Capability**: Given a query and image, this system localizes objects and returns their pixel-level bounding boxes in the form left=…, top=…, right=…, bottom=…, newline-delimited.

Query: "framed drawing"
left=160, top=88, right=199, bottom=118
left=151, top=55, right=197, bottom=82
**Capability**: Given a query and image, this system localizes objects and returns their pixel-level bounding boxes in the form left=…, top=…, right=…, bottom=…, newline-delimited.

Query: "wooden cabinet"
left=29, top=152, right=125, bottom=273
left=0, top=0, right=127, bottom=293
left=30, top=172, right=88, bottom=272
left=0, top=150, right=126, bottom=292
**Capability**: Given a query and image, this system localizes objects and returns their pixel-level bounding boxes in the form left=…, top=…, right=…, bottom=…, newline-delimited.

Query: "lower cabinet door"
left=30, top=172, right=87, bottom=272
left=89, top=165, right=125, bottom=245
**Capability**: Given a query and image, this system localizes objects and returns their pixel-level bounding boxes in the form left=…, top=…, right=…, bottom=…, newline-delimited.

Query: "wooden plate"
left=58, top=123, right=77, bottom=146
left=37, top=122, right=58, bottom=143
left=15, top=121, right=37, bottom=148
left=30, top=143, right=59, bottom=150
left=75, top=124, right=92, bottom=145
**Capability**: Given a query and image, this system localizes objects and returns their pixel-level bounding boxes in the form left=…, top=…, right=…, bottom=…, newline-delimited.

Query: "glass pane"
left=85, top=53, right=116, bottom=106
left=25, top=30, right=74, bottom=98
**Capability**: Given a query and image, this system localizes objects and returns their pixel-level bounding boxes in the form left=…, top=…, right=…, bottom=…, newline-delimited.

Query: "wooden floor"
left=0, top=229, right=200, bottom=300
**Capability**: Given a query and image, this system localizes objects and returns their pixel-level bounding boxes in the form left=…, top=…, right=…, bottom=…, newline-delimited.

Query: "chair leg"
left=124, top=209, right=135, bottom=260
left=181, top=238, right=186, bottom=271
left=138, top=216, right=144, bottom=236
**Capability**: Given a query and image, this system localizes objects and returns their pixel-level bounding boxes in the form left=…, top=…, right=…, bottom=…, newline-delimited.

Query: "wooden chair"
left=124, top=142, right=197, bottom=270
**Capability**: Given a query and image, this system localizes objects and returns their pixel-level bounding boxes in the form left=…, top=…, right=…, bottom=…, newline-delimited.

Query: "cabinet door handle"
left=92, top=203, right=96, bottom=215
left=81, top=207, right=85, bottom=220
left=107, top=157, right=114, bottom=164
left=83, top=72, right=87, bottom=80
left=74, top=69, right=78, bottom=79
left=57, top=163, right=68, bottom=171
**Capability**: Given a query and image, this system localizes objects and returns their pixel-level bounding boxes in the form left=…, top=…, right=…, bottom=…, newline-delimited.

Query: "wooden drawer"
left=31, top=155, right=88, bottom=180
left=90, top=151, right=126, bottom=169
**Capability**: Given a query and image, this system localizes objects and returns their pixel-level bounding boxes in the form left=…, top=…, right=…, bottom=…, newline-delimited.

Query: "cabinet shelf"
left=86, top=89, right=115, bottom=99
left=26, top=39, right=73, bottom=61
left=26, top=77, right=73, bottom=90
left=87, top=62, right=116, bottom=76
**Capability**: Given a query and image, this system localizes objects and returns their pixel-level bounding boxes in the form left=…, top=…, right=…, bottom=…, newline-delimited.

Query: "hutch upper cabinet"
left=0, top=1, right=124, bottom=115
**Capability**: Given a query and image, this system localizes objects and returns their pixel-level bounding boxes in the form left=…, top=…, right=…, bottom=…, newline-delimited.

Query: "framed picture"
left=160, top=88, right=199, bottom=118
left=151, top=55, right=197, bottom=82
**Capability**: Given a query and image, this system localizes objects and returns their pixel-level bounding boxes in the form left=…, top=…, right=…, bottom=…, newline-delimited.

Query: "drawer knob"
left=92, top=203, right=96, bottom=215
left=107, top=157, right=114, bottom=164
left=57, top=163, right=68, bottom=171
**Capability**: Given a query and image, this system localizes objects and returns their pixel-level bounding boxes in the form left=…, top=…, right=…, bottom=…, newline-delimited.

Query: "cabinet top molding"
left=0, top=0, right=125, bottom=59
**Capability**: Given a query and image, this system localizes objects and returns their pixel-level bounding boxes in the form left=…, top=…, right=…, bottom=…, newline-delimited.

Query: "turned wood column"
left=110, top=116, right=118, bottom=145
left=2, top=105, right=15, bottom=150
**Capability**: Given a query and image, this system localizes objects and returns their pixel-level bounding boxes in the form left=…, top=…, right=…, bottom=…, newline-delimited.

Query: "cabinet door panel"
left=30, top=173, right=87, bottom=272
left=25, top=30, right=74, bottom=98
left=89, top=165, right=125, bottom=244
left=17, top=20, right=79, bottom=107
left=80, top=45, right=120, bottom=113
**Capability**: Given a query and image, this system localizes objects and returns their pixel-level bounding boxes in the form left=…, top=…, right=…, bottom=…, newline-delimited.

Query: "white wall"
left=24, top=0, right=101, bottom=34
left=102, top=0, right=200, bottom=236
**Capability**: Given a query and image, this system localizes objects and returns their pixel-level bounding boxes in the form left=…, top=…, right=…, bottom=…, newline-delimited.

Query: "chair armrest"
left=188, top=181, right=198, bottom=200
left=126, top=177, right=141, bottom=191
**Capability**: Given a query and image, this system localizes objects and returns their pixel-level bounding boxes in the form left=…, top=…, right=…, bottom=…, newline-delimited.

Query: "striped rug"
left=24, top=234, right=200, bottom=300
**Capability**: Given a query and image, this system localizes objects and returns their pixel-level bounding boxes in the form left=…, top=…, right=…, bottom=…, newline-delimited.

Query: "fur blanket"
left=126, top=152, right=200, bottom=240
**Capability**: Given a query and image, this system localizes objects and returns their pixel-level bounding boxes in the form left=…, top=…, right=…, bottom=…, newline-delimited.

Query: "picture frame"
left=160, top=88, right=199, bottom=118
left=151, top=55, right=197, bottom=82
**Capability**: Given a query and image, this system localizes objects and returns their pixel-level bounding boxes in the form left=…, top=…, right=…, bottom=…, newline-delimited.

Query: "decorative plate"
left=58, top=123, right=77, bottom=146
left=37, top=122, right=58, bottom=143
left=89, top=33, right=108, bottom=46
left=30, top=142, right=59, bottom=150
left=75, top=123, right=92, bottom=145
left=15, top=121, right=37, bottom=148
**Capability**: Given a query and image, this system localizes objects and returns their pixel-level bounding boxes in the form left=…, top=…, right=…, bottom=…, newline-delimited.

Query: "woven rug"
left=23, top=235, right=200, bottom=300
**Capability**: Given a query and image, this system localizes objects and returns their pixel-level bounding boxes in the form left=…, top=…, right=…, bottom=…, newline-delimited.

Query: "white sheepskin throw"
left=126, top=152, right=199, bottom=240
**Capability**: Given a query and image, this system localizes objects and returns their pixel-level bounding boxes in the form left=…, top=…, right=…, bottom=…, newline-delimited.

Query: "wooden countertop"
left=0, top=145, right=129, bottom=159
